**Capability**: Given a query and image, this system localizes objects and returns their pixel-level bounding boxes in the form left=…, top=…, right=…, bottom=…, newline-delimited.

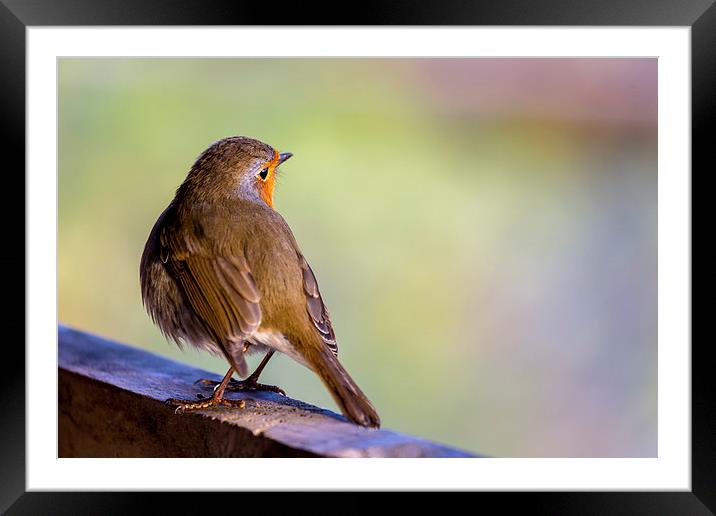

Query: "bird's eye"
left=258, top=168, right=269, bottom=181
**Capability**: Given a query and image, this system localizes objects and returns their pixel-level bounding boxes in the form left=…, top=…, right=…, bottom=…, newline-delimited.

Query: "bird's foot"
left=165, top=395, right=246, bottom=414
left=194, top=377, right=286, bottom=396
left=227, top=380, right=286, bottom=396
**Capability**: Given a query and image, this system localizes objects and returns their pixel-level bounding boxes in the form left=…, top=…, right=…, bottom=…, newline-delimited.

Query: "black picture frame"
left=3, top=0, right=707, bottom=513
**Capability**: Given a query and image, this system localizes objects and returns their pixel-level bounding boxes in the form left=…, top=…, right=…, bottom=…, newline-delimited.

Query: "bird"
left=140, top=136, right=380, bottom=428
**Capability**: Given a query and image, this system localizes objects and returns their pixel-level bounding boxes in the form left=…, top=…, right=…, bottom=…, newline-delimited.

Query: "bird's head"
left=182, top=136, right=292, bottom=208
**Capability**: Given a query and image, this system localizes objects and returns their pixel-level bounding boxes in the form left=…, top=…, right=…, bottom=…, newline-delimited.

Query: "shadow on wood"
left=58, top=325, right=478, bottom=458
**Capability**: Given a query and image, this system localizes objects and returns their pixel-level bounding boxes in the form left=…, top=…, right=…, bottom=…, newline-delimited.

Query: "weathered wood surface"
left=58, top=325, right=477, bottom=458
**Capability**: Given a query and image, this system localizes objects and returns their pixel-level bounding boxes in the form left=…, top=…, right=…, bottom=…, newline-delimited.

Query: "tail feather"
left=309, top=348, right=381, bottom=428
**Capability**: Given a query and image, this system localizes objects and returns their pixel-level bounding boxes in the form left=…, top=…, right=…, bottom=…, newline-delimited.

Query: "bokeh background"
left=58, top=58, right=657, bottom=457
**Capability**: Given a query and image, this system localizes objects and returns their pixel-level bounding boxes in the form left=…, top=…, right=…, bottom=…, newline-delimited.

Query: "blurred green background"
left=58, top=58, right=657, bottom=457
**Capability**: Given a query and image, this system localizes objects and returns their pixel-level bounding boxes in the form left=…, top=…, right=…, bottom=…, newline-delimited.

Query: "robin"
left=140, top=136, right=380, bottom=428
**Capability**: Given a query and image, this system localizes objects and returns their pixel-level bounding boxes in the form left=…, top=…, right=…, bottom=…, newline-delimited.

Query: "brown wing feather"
left=159, top=225, right=262, bottom=351
left=300, top=256, right=338, bottom=356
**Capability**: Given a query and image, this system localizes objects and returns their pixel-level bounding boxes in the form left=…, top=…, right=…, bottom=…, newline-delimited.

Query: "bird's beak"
left=278, top=152, right=293, bottom=165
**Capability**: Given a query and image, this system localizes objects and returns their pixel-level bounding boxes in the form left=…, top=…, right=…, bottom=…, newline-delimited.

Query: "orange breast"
left=259, top=150, right=280, bottom=207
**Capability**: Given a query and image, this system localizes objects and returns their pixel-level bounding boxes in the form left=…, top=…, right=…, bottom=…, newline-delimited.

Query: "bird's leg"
left=194, top=351, right=286, bottom=396
left=166, top=367, right=246, bottom=414
left=228, top=350, right=286, bottom=395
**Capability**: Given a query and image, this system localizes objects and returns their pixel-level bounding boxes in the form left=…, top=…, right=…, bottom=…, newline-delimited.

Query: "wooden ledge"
left=58, top=325, right=477, bottom=458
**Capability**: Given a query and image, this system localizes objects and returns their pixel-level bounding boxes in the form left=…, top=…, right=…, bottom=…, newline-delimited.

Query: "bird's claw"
left=193, top=377, right=286, bottom=396
left=165, top=396, right=246, bottom=414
